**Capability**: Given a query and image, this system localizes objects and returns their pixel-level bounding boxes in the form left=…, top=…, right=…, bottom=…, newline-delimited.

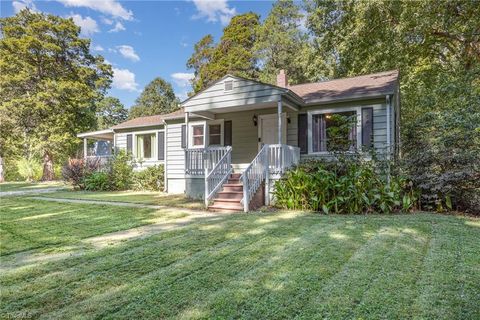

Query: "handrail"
left=185, top=147, right=230, bottom=176
left=240, top=144, right=269, bottom=212
left=204, top=146, right=232, bottom=206
left=267, top=144, right=300, bottom=175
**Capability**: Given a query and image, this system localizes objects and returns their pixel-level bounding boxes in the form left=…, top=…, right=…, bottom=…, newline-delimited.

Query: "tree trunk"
left=0, top=156, right=4, bottom=183
left=41, top=151, right=55, bottom=181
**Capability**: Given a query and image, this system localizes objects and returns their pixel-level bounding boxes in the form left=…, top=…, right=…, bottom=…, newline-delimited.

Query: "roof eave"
left=303, top=92, right=395, bottom=106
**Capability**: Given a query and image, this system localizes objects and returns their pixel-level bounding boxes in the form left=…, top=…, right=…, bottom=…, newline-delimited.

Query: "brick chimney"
left=276, top=69, right=288, bottom=88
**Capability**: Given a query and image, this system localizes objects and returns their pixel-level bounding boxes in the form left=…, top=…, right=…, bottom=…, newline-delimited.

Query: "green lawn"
left=0, top=181, right=67, bottom=192
left=1, top=197, right=479, bottom=319
left=41, top=190, right=204, bottom=210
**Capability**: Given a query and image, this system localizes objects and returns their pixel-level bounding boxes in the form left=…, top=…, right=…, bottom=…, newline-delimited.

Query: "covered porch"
left=77, top=129, right=114, bottom=165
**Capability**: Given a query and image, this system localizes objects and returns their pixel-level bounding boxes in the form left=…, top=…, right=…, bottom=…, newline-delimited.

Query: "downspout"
left=163, top=120, right=168, bottom=193
left=386, top=95, right=391, bottom=159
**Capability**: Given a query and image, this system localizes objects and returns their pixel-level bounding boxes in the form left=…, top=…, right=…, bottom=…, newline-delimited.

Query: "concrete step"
left=215, top=191, right=243, bottom=199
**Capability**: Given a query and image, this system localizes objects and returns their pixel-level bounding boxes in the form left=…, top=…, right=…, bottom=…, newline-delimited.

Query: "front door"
left=258, top=113, right=287, bottom=150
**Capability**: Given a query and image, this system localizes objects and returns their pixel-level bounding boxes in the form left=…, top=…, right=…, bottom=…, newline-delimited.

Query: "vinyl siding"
left=165, top=122, right=186, bottom=179
left=183, top=76, right=285, bottom=112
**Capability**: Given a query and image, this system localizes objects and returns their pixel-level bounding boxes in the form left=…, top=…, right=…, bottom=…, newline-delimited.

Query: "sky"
left=0, top=0, right=274, bottom=108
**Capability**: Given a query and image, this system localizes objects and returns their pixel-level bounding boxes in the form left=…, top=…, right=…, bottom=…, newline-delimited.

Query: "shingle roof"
left=288, top=70, right=398, bottom=104
left=112, top=109, right=184, bottom=130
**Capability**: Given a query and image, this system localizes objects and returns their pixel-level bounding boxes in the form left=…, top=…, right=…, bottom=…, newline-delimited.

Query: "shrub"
left=132, top=165, right=164, bottom=191
left=109, top=150, right=134, bottom=190
left=273, top=157, right=419, bottom=214
left=84, top=171, right=111, bottom=191
left=16, top=157, right=42, bottom=181
left=61, top=158, right=101, bottom=190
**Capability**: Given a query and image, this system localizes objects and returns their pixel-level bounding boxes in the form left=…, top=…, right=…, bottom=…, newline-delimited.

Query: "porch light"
left=252, top=114, right=258, bottom=126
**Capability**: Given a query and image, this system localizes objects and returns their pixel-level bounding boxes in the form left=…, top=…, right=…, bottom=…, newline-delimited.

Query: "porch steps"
left=208, top=173, right=244, bottom=213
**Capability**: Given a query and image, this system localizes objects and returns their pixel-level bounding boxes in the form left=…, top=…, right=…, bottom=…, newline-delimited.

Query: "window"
left=192, top=125, right=204, bottom=146
left=136, top=133, right=156, bottom=159
left=312, top=111, right=357, bottom=152
left=361, top=108, right=374, bottom=149
left=224, top=80, right=233, bottom=91
left=208, top=124, right=221, bottom=145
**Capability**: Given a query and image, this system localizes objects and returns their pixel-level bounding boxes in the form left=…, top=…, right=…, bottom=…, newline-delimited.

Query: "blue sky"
left=0, top=0, right=274, bottom=108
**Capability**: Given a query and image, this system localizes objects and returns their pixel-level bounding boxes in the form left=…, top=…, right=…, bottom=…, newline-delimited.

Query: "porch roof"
left=77, top=129, right=114, bottom=140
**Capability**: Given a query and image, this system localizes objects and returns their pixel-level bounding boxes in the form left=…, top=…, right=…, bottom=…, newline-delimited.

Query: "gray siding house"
left=78, top=70, right=400, bottom=212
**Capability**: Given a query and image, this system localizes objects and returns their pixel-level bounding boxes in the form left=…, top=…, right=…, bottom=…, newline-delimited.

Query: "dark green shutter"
left=126, top=134, right=132, bottom=153
left=181, top=125, right=186, bottom=149
left=297, top=114, right=308, bottom=154
left=158, top=131, right=165, bottom=160
left=224, top=120, right=232, bottom=146
left=361, top=108, right=374, bottom=148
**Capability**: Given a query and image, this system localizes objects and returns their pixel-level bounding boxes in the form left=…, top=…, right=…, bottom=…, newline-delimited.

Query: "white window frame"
left=132, top=129, right=164, bottom=161
left=207, top=120, right=224, bottom=146
left=188, top=121, right=206, bottom=149
left=307, top=106, right=362, bottom=155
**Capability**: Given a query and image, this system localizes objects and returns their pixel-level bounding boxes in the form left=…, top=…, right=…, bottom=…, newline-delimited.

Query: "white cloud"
left=92, top=44, right=104, bottom=52
left=171, top=72, right=194, bottom=87
left=192, top=0, right=236, bottom=25
left=116, top=45, right=140, bottom=62
left=112, top=67, right=140, bottom=92
left=12, top=0, right=37, bottom=13
left=109, top=21, right=126, bottom=33
left=57, top=0, right=133, bottom=20
left=69, top=14, right=99, bottom=36
left=101, top=17, right=114, bottom=25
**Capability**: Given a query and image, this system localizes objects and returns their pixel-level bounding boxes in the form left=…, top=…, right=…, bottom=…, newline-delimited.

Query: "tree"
left=0, top=9, right=112, bottom=180
left=128, top=77, right=179, bottom=119
left=187, top=12, right=260, bottom=93
left=304, top=0, right=480, bottom=212
left=254, top=0, right=309, bottom=85
left=187, top=35, right=215, bottom=93
left=96, top=97, right=128, bottom=129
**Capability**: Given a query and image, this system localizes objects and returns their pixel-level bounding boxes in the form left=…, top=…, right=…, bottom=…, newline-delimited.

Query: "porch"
left=184, top=144, right=300, bottom=212
left=77, top=129, right=114, bottom=165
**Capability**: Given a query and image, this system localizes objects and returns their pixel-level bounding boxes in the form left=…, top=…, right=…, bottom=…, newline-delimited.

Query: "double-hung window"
left=192, top=125, right=204, bottom=147
left=136, top=133, right=156, bottom=159
left=208, top=124, right=222, bottom=146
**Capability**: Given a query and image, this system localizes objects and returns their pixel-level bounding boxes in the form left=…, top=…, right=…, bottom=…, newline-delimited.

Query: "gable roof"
left=111, top=109, right=184, bottom=130
left=289, top=70, right=398, bottom=104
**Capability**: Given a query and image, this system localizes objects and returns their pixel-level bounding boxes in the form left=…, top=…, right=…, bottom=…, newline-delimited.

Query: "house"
left=78, top=70, right=400, bottom=212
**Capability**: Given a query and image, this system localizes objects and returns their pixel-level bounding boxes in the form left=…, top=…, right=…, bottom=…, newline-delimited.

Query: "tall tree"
left=128, top=77, right=179, bottom=119
left=255, top=0, right=309, bottom=85
left=187, top=34, right=215, bottom=93
left=0, top=9, right=112, bottom=180
left=187, top=12, right=260, bottom=93
left=96, top=96, right=128, bottom=129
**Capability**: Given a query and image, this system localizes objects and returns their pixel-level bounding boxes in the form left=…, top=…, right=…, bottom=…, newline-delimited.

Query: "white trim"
left=164, top=124, right=168, bottom=192
left=132, top=129, right=164, bottom=161
left=188, top=121, right=206, bottom=148
left=206, top=119, right=224, bottom=147
left=307, top=106, right=361, bottom=155
left=77, top=128, right=113, bottom=138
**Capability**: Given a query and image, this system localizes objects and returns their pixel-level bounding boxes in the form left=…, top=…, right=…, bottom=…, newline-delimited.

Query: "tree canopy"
left=96, top=97, right=128, bottom=129
left=188, top=12, right=260, bottom=93
left=0, top=9, right=112, bottom=180
left=128, top=77, right=179, bottom=119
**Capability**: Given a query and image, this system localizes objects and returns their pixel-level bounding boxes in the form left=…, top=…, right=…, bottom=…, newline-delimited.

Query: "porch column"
left=83, top=138, right=87, bottom=160
left=277, top=97, right=283, bottom=144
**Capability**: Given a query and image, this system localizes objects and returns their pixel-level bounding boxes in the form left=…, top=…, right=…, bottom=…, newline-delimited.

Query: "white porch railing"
left=205, top=146, right=232, bottom=206
left=267, top=144, right=301, bottom=176
left=86, top=155, right=112, bottom=166
left=185, top=147, right=229, bottom=176
left=240, top=144, right=269, bottom=212
left=241, top=144, right=301, bottom=212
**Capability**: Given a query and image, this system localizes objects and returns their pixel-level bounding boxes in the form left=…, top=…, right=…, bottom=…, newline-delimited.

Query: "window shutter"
left=224, top=120, right=232, bottom=146
left=126, top=134, right=132, bottom=153
left=297, top=114, right=308, bottom=154
left=362, top=108, right=374, bottom=149
left=181, top=125, right=186, bottom=149
left=158, top=131, right=165, bottom=160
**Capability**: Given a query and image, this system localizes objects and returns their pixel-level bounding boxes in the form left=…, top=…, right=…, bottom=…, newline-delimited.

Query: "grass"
left=0, top=197, right=479, bottom=319
left=0, top=181, right=67, bottom=192
left=41, top=190, right=204, bottom=210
